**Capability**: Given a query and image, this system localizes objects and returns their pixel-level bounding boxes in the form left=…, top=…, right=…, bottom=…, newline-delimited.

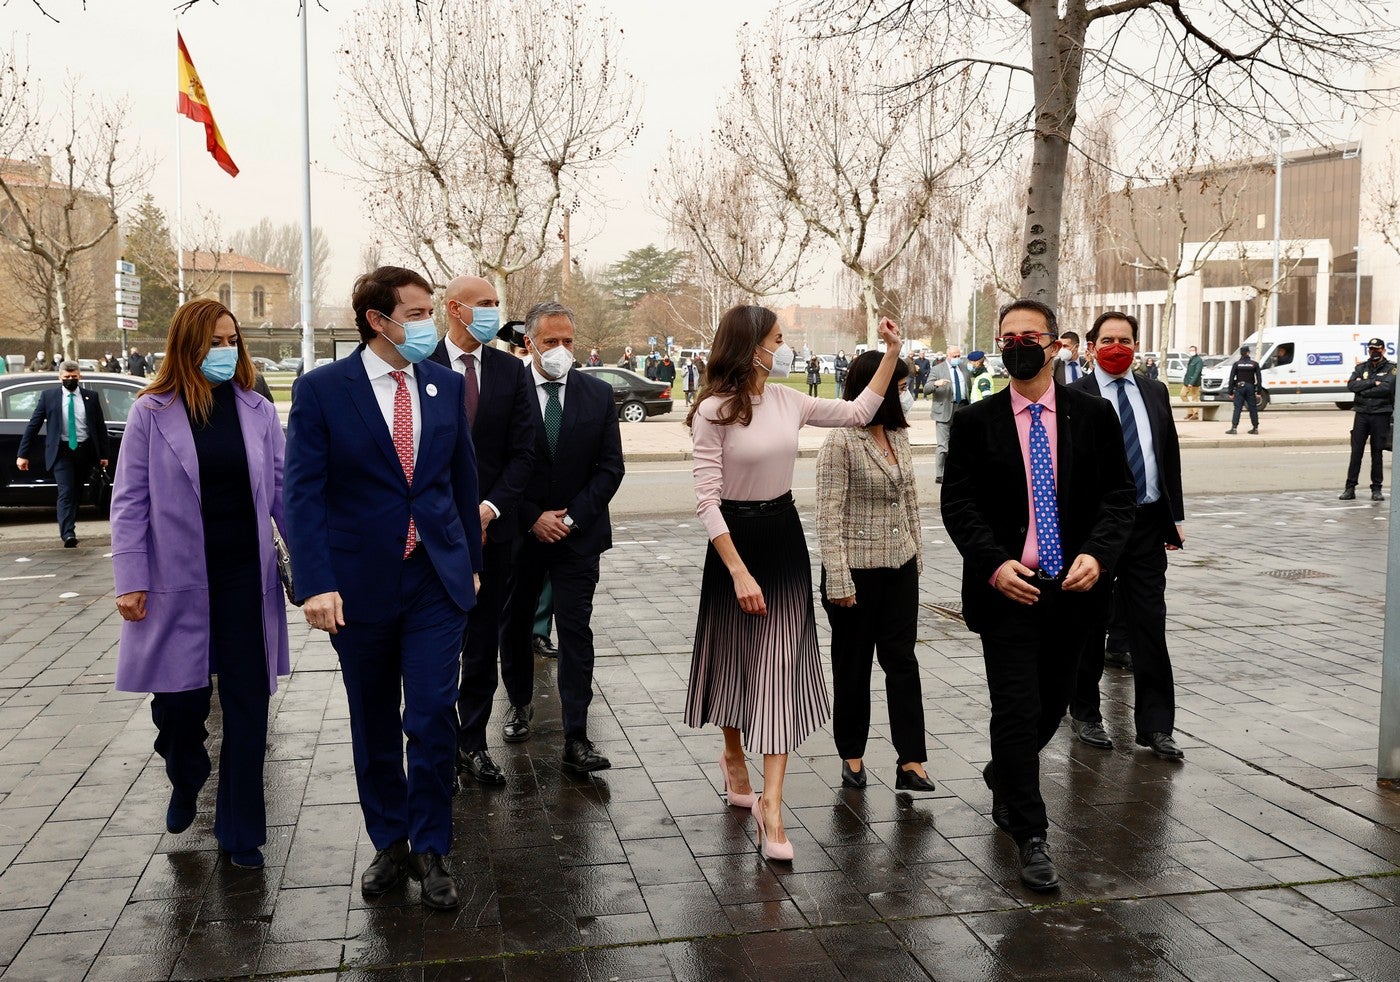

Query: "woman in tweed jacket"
left=816, top=351, right=935, bottom=792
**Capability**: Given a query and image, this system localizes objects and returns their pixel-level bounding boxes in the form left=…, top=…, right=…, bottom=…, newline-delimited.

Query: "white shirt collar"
left=362, top=344, right=414, bottom=382
left=1094, top=364, right=1134, bottom=390
left=530, top=361, right=567, bottom=388
left=444, top=334, right=481, bottom=364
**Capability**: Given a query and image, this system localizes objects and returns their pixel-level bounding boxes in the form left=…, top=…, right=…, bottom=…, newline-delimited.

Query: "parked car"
left=579, top=366, right=673, bottom=422
left=818, top=355, right=836, bottom=375
left=985, top=354, right=1008, bottom=378
left=77, top=359, right=100, bottom=373
left=0, top=372, right=146, bottom=511
left=277, top=357, right=304, bottom=373
left=251, top=357, right=281, bottom=373
left=314, top=357, right=333, bottom=368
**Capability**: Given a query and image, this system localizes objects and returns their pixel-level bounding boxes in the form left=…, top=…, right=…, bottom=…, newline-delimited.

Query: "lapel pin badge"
left=425, top=383, right=439, bottom=398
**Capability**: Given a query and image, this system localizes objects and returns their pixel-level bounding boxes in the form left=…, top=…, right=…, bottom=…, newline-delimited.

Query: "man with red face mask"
left=1068, top=311, right=1185, bottom=762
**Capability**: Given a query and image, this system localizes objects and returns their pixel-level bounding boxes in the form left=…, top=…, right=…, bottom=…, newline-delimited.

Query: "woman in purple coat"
left=111, top=298, right=290, bottom=870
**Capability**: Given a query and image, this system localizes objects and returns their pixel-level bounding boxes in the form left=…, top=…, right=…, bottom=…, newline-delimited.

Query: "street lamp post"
left=1269, top=128, right=1289, bottom=335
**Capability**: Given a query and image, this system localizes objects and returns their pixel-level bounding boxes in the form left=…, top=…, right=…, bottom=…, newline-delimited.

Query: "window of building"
left=218, top=285, right=232, bottom=309
left=252, top=286, right=266, bottom=318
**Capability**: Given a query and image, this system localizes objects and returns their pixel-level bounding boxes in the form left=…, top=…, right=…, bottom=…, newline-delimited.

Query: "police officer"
left=1226, top=345, right=1262, bottom=435
left=1340, top=337, right=1394, bottom=501
left=966, top=350, right=994, bottom=403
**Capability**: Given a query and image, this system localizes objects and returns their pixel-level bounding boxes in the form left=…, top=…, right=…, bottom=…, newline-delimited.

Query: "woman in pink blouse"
left=685, top=305, right=903, bottom=861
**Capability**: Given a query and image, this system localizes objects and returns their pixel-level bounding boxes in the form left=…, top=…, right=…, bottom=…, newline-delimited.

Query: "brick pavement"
left=0, top=490, right=1396, bottom=979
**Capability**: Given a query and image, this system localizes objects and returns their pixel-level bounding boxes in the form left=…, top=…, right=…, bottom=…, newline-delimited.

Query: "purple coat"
left=111, top=385, right=291, bottom=694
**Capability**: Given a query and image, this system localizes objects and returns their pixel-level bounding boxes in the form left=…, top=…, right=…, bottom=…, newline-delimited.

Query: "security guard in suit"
left=1340, top=337, right=1394, bottom=501
left=16, top=361, right=111, bottom=547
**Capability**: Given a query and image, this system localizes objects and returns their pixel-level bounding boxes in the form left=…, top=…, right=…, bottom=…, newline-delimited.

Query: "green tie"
left=66, top=392, right=77, bottom=450
left=543, top=382, right=563, bottom=457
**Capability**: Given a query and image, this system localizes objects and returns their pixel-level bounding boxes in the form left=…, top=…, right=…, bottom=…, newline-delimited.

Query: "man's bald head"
left=947, top=345, right=963, bottom=360
left=444, top=275, right=499, bottom=350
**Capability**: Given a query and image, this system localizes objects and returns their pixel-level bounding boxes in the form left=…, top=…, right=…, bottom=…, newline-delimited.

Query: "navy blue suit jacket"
left=427, top=340, right=536, bottom=543
left=284, top=346, right=484, bottom=618
left=518, top=367, right=624, bottom=557
left=19, top=386, right=111, bottom=471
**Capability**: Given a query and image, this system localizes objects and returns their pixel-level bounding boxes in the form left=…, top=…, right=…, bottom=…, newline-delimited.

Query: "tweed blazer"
left=815, top=425, right=923, bottom=599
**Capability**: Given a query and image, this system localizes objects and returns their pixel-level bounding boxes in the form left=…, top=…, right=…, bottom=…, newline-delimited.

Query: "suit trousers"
left=979, top=583, right=1089, bottom=844
left=820, top=560, right=926, bottom=765
left=505, top=538, right=601, bottom=739
left=1071, top=502, right=1174, bottom=735
left=1345, top=413, right=1391, bottom=491
left=331, top=549, right=466, bottom=854
left=150, top=578, right=268, bottom=853
left=534, top=577, right=554, bottom=640
left=52, top=442, right=94, bottom=540
left=1106, top=584, right=1129, bottom=655
left=934, top=419, right=952, bottom=480
left=458, top=536, right=524, bottom=750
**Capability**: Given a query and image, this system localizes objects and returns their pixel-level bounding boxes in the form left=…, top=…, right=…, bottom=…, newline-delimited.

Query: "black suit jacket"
left=18, top=386, right=111, bottom=471
left=518, top=367, right=624, bottom=556
left=1070, top=371, right=1185, bottom=543
left=429, top=340, right=538, bottom=543
left=941, top=383, right=1136, bottom=634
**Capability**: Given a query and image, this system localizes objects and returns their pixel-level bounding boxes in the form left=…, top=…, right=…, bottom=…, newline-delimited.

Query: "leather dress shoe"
left=409, top=850, right=459, bottom=909
left=1136, top=731, right=1184, bottom=760
left=895, top=766, right=936, bottom=793
left=561, top=737, right=611, bottom=774
left=63, top=536, right=78, bottom=548
left=502, top=704, right=533, bottom=743
left=991, top=802, right=1013, bottom=836
left=1339, top=488, right=1357, bottom=500
left=1018, top=837, right=1059, bottom=891
left=166, top=789, right=196, bottom=834
left=361, top=839, right=410, bottom=896
left=458, top=749, right=506, bottom=786
left=532, top=635, right=558, bottom=659
left=841, top=760, right=867, bottom=789
left=1374, top=490, right=1387, bottom=501
left=1103, top=648, right=1133, bottom=670
left=228, top=848, right=264, bottom=870
left=1070, top=717, right=1113, bottom=749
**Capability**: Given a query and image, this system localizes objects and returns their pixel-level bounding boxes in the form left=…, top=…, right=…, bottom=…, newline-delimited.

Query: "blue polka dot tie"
left=1027, top=403, right=1063, bottom=578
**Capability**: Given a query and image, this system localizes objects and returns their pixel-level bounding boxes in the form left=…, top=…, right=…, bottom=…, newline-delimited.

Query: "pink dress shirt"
left=1007, top=382, right=1058, bottom=573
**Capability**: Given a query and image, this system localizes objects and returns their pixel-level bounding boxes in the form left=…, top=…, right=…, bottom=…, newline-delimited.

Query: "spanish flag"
left=177, top=32, right=239, bottom=178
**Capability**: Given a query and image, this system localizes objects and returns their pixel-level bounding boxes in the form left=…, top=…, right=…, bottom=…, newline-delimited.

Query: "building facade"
left=182, top=251, right=294, bottom=328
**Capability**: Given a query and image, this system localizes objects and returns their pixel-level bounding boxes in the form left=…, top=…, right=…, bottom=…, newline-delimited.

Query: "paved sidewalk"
left=0, top=490, right=1396, bottom=979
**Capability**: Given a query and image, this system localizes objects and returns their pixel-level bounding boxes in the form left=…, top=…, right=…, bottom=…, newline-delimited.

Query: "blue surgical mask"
left=947, top=356, right=963, bottom=367
left=201, top=346, right=238, bottom=384
left=466, top=306, right=500, bottom=345
left=381, top=313, right=438, bottom=364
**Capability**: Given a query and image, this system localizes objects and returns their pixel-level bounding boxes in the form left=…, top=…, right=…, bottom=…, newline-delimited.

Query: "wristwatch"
left=562, top=514, right=575, bottom=529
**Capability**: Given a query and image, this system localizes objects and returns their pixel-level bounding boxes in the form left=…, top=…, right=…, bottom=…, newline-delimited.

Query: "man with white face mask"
left=926, top=345, right=971, bottom=484
left=501, top=301, right=625, bottom=775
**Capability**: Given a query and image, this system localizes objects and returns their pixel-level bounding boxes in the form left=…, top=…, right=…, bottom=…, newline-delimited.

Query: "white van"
left=1199, top=325, right=1398, bottom=410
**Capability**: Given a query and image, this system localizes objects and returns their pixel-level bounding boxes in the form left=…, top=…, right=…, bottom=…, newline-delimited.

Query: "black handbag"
left=272, top=527, right=302, bottom=607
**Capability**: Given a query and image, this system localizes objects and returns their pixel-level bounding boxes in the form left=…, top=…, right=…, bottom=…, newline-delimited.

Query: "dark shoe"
left=1373, top=490, right=1386, bottom=502
left=229, top=848, right=264, bottom=870
left=502, top=704, right=533, bottom=743
left=361, top=839, right=410, bottom=896
left=991, top=802, right=1013, bottom=836
left=935, top=476, right=943, bottom=485
left=1070, top=718, right=1112, bottom=749
left=841, top=760, right=867, bottom=789
left=1339, top=488, right=1357, bottom=500
left=1103, top=648, right=1133, bottom=670
left=1135, top=731, right=1184, bottom=760
left=166, top=789, right=196, bottom=834
left=458, top=749, right=506, bottom=786
left=1248, top=427, right=1259, bottom=435
left=561, top=737, right=611, bottom=774
left=1226, top=428, right=1237, bottom=435
left=1018, top=837, right=1059, bottom=891
left=532, top=635, right=558, bottom=659
left=409, top=850, right=459, bottom=910
left=63, top=537, right=77, bottom=548
left=895, top=766, right=936, bottom=793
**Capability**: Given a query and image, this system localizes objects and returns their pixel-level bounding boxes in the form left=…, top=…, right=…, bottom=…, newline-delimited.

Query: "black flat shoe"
left=1070, top=718, right=1113, bottom=749
left=228, top=848, right=264, bottom=870
left=895, top=767, right=935, bottom=793
left=991, top=802, right=1013, bottom=836
left=458, top=749, right=506, bottom=786
left=409, top=850, right=459, bottom=909
left=841, top=760, right=867, bottom=789
left=166, top=789, right=196, bottom=834
left=1018, top=837, right=1059, bottom=891
left=562, top=737, right=611, bottom=774
left=1103, top=649, right=1133, bottom=670
left=62, top=537, right=78, bottom=548
left=361, top=839, right=410, bottom=896
left=502, top=704, right=533, bottom=743
left=1135, top=731, right=1184, bottom=760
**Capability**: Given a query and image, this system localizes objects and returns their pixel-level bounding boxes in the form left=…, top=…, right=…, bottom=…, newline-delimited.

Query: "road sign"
left=115, top=274, right=140, bottom=292
left=115, top=289, right=141, bottom=306
left=116, top=260, right=135, bottom=276
left=117, top=317, right=138, bottom=332
left=116, top=303, right=141, bottom=319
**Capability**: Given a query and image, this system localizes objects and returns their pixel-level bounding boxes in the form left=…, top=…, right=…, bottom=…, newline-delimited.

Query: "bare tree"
left=3, top=245, right=96, bottom=352
left=0, top=64, right=147, bottom=359
left=954, top=157, right=1028, bottom=304
left=229, top=218, right=332, bottom=318
left=1368, top=140, right=1400, bottom=262
left=340, top=0, right=640, bottom=321
left=123, top=205, right=229, bottom=301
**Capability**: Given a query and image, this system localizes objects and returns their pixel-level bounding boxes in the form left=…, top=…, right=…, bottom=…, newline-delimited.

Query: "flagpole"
left=175, top=35, right=186, bottom=307
left=298, top=5, right=314, bottom=368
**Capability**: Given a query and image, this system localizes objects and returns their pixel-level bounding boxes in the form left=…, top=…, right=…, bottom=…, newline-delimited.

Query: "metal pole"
left=1379, top=393, right=1400, bottom=782
left=1355, top=245, right=1363, bottom=328
left=175, top=27, right=185, bottom=307
left=1270, top=129, right=1286, bottom=333
left=971, top=288, right=977, bottom=354
left=298, top=4, right=315, bottom=368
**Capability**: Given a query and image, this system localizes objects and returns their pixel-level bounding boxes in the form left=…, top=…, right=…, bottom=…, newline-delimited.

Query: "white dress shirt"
left=530, top=360, right=568, bottom=412
left=59, top=386, right=90, bottom=445
left=362, top=345, right=421, bottom=465
left=1092, top=364, right=1159, bottom=504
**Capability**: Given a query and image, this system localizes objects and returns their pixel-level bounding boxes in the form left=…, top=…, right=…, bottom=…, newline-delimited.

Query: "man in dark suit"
left=429, top=275, right=537, bottom=788
left=1068, top=311, right=1186, bottom=760
left=942, top=299, right=1135, bottom=892
left=285, top=266, right=484, bottom=909
left=502, top=301, right=624, bottom=774
left=16, top=361, right=111, bottom=547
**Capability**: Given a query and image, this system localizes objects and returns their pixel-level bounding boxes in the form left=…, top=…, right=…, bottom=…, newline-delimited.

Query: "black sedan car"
left=579, top=367, right=673, bottom=422
left=0, top=373, right=148, bottom=511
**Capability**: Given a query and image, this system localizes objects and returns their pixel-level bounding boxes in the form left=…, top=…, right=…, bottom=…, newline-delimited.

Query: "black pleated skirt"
left=684, top=493, right=830, bottom=754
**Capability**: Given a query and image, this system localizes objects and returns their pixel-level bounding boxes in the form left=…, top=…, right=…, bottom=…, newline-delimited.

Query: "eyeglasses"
left=993, top=333, right=1053, bottom=351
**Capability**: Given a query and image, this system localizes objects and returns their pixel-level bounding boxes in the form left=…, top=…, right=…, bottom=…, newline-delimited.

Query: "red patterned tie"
left=389, top=370, right=418, bottom=558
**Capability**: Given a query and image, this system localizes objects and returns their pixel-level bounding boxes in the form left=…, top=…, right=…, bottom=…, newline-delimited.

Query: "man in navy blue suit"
left=16, top=361, right=110, bottom=547
left=428, top=274, right=537, bottom=788
left=285, top=266, right=483, bottom=909
left=502, top=301, right=624, bottom=774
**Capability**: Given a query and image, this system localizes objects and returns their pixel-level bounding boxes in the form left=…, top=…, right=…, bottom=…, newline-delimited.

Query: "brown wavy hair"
left=684, top=305, right=776, bottom=428
left=144, top=298, right=255, bottom=425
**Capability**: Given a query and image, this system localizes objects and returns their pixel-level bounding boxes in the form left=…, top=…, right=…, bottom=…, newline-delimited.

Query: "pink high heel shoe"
left=719, top=756, right=758, bottom=809
left=751, top=795, right=793, bottom=862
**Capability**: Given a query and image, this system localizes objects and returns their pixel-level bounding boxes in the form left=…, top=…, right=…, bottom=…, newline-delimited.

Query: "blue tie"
left=952, top=368, right=962, bottom=402
left=1027, top=404, right=1063, bottom=578
left=1113, top=378, right=1148, bottom=504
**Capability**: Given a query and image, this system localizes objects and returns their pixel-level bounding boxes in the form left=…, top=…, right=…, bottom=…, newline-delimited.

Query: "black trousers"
left=821, top=560, right=926, bottom=765
left=150, top=578, right=268, bottom=853
left=52, top=441, right=95, bottom=540
left=1105, top=585, right=1129, bottom=655
left=1072, top=503, right=1174, bottom=735
left=1231, top=383, right=1259, bottom=428
left=457, top=536, right=524, bottom=751
left=979, top=583, right=1090, bottom=844
left=503, top=538, right=601, bottom=740
left=1345, top=413, right=1391, bottom=492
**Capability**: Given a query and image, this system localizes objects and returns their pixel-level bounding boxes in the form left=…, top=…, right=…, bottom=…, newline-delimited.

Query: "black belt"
left=719, top=492, right=794, bottom=517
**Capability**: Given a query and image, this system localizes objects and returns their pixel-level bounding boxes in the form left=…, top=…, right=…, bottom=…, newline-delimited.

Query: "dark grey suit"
left=925, top=360, right=971, bottom=479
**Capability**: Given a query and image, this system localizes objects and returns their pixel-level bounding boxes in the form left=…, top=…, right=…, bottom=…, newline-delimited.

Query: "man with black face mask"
left=941, top=299, right=1135, bottom=892
left=1340, top=337, right=1395, bottom=501
left=16, top=361, right=110, bottom=547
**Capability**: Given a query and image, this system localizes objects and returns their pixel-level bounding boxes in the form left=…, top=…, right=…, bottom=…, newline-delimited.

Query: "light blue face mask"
left=466, top=306, right=500, bottom=345
left=201, top=346, right=238, bottom=384
left=380, top=313, right=439, bottom=364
